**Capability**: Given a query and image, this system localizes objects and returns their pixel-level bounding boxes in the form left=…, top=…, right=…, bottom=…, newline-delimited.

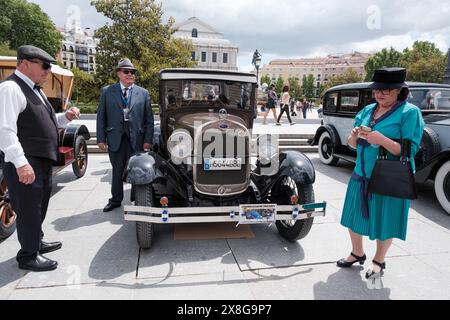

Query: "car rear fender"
left=61, top=124, right=91, bottom=148
left=415, top=149, right=450, bottom=183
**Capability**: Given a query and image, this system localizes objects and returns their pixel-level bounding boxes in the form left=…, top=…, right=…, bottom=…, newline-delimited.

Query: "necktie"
left=123, top=87, right=129, bottom=99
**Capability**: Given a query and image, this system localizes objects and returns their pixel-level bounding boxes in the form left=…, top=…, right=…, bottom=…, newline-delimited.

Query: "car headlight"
left=257, top=134, right=278, bottom=165
left=167, top=130, right=193, bottom=163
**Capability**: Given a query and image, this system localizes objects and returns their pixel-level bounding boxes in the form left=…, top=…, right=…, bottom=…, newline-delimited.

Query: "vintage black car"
left=0, top=57, right=90, bottom=241
left=310, top=82, right=450, bottom=215
left=123, top=69, right=326, bottom=249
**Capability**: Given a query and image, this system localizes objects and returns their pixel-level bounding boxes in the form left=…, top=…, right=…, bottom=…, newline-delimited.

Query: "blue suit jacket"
left=96, top=83, right=154, bottom=153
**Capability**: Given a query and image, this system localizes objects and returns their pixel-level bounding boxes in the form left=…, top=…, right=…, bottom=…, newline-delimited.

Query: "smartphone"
left=360, top=125, right=372, bottom=132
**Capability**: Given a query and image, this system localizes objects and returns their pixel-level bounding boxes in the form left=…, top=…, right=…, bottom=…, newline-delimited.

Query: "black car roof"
left=325, top=82, right=450, bottom=94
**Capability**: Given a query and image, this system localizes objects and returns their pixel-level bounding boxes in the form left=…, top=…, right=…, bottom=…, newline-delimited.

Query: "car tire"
left=416, top=127, right=441, bottom=170
left=434, top=160, right=450, bottom=215
left=135, top=184, right=154, bottom=249
left=72, top=136, right=88, bottom=178
left=275, top=177, right=314, bottom=242
left=0, top=178, right=16, bottom=241
left=318, top=131, right=339, bottom=166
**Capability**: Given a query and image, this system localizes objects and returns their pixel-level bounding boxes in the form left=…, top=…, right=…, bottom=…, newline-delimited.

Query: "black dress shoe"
left=39, top=241, right=62, bottom=254
left=337, top=252, right=367, bottom=268
left=18, top=254, right=58, bottom=272
left=103, top=202, right=121, bottom=212
left=365, top=260, right=386, bottom=279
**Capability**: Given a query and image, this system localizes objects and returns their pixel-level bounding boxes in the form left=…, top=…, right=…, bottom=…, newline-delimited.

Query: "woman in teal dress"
left=336, top=67, right=425, bottom=279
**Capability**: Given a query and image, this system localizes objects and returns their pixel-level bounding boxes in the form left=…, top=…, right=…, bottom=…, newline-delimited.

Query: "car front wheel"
left=318, top=131, right=339, bottom=166
left=434, top=160, right=450, bottom=215
left=135, top=184, right=155, bottom=249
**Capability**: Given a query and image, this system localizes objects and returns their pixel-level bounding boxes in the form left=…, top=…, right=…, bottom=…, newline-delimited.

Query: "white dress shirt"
left=0, top=70, right=70, bottom=168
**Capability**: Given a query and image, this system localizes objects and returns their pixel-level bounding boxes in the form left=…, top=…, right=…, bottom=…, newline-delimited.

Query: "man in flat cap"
left=0, top=45, right=81, bottom=271
left=96, top=58, right=154, bottom=212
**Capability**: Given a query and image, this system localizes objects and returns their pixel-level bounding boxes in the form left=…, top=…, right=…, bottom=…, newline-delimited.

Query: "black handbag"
left=368, top=139, right=418, bottom=199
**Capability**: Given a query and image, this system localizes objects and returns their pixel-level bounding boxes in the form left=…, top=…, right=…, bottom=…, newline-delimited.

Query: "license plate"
left=204, top=158, right=242, bottom=171
left=239, top=204, right=277, bottom=224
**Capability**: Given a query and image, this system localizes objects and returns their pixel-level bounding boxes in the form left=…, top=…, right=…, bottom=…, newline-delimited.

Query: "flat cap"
left=17, top=45, right=56, bottom=64
left=116, top=58, right=137, bottom=71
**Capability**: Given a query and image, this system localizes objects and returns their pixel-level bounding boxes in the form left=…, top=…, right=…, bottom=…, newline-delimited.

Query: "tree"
left=0, top=0, right=62, bottom=56
left=288, top=77, right=301, bottom=100
left=0, top=42, right=16, bottom=56
left=260, top=74, right=271, bottom=86
left=275, top=76, right=284, bottom=96
left=301, top=74, right=315, bottom=98
left=364, top=47, right=403, bottom=81
left=71, top=67, right=102, bottom=105
left=324, top=68, right=364, bottom=91
left=91, top=0, right=195, bottom=102
left=401, top=41, right=446, bottom=83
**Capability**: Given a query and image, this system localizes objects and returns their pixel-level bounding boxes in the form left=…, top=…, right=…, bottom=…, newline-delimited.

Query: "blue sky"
left=30, top=0, right=450, bottom=71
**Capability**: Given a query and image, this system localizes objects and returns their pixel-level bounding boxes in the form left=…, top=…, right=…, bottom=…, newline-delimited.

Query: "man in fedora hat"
left=96, top=58, right=154, bottom=212
left=0, top=45, right=80, bottom=271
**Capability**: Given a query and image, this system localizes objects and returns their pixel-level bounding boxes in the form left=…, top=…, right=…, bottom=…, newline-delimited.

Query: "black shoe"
left=365, top=260, right=386, bottom=279
left=18, top=254, right=58, bottom=272
left=337, top=252, right=367, bottom=268
left=103, top=202, right=121, bottom=212
left=39, top=241, right=62, bottom=254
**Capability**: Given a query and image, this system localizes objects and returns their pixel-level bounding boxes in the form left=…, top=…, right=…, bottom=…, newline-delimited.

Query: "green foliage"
left=0, top=0, right=62, bottom=56
left=71, top=67, right=102, bottom=104
left=260, top=74, right=271, bottom=86
left=288, top=77, right=301, bottom=100
left=301, top=74, right=315, bottom=98
left=401, top=41, right=446, bottom=83
left=0, top=41, right=16, bottom=56
left=324, top=68, right=364, bottom=91
left=364, top=47, right=403, bottom=81
left=91, top=0, right=195, bottom=103
left=275, top=76, right=284, bottom=95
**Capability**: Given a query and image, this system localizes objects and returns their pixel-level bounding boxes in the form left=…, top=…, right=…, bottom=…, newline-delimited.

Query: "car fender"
left=123, top=152, right=162, bottom=185
left=277, top=151, right=316, bottom=185
left=61, top=124, right=91, bottom=148
left=415, top=149, right=450, bottom=183
left=310, top=124, right=342, bottom=147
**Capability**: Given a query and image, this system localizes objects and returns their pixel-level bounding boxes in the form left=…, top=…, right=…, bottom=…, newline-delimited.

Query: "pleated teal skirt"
left=340, top=177, right=411, bottom=241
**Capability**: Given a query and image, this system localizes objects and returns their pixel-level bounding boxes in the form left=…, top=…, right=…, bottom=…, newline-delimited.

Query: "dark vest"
left=3, top=74, right=59, bottom=162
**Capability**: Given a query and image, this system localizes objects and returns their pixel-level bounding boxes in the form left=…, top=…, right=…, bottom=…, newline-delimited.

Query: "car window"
left=339, top=90, right=360, bottom=114
left=324, top=92, right=338, bottom=113
left=363, top=90, right=376, bottom=107
left=408, top=89, right=450, bottom=110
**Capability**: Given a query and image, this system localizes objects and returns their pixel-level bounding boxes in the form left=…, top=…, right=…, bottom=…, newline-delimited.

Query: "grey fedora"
left=115, top=58, right=137, bottom=71
left=17, top=45, right=56, bottom=64
left=368, top=67, right=408, bottom=90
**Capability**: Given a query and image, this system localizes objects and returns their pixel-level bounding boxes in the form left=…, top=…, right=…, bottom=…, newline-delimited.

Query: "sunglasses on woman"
left=28, top=59, right=52, bottom=70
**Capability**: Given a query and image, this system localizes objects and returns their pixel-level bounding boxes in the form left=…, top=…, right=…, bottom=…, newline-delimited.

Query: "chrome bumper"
left=124, top=202, right=327, bottom=224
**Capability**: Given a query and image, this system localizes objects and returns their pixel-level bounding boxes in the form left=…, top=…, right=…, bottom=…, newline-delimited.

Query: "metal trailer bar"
left=124, top=202, right=327, bottom=224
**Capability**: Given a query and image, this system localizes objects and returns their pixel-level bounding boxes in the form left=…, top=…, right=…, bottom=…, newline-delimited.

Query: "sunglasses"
left=28, top=59, right=52, bottom=70
left=373, top=89, right=396, bottom=95
left=121, top=70, right=136, bottom=75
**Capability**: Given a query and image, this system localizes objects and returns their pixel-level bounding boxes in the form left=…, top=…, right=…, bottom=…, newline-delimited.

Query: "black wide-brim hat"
left=368, top=67, right=408, bottom=90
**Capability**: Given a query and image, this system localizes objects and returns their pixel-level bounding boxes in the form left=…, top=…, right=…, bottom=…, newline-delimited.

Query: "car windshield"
left=408, top=89, right=450, bottom=110
left=163, top=80, right=254, bottom=110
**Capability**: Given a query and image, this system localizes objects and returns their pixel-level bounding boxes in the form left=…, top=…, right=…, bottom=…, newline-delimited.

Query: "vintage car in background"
left=0, top=56, right=91, bottom=240
left=123, top=68, right=327, bottom=249
left=310, top=82, right=450, bottom=215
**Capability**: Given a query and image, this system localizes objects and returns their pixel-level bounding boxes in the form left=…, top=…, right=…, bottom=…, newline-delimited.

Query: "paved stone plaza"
left=1, top=115, right=449, bottom=300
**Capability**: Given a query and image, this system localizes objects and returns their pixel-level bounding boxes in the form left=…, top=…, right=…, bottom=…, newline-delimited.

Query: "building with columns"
left=261, top=52, right=371, bottom=87
left=173, top=17, right=239, bottom=71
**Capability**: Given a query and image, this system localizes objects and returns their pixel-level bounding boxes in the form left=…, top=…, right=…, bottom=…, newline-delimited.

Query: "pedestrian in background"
left=337, top=67, right=424, bottom=280
left=263, top=84, right=278, bottom=125
left=276, top=86, right=295, bottom=126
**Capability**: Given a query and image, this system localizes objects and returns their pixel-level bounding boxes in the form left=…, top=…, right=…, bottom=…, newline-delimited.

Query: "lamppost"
left=252, top=49, right=262, bottom=87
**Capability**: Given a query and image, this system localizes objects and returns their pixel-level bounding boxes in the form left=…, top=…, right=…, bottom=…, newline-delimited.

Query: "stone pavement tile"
left=393, top=219, right=450, bottom=255
left=138, top=224, right=241, bottom=279
left=363, top=255, right=450, bottom=300
left=414, top=252, right=450, bottom=275
left=7, top=282, right=136, bottom=300
left=16, top=224, right=139, bottom=288
left=228, top=223, right=409, bottom=271
left=53, top=175, right=100, bottom=192
left=47, top=190, right=90, bottom=211
left=0, top=257, right=27, bottom=300
left=242, top=263, right=374, bottom=300
left=133, top=271, right=254, bottom=300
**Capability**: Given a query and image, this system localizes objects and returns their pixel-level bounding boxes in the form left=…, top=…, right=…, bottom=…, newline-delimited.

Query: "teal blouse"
left=353, top=101, right=425, bottom=178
